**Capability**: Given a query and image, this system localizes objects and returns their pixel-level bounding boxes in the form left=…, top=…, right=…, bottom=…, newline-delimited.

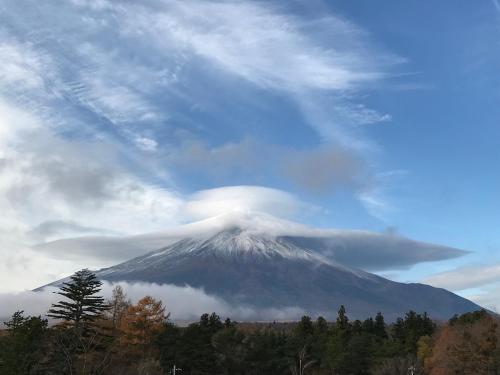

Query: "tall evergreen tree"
left=374, top=312, right=388, bottom=339
left=48, top=269, right=109, bottom=331
left=295, top=315, right=314, bottom=339
left=336, top=305, right=350, bottom=331
left=325, top=306, right=352, bottom=373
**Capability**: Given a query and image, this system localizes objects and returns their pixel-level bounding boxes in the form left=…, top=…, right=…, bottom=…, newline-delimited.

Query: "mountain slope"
left=90, top=223, right=480, bottom=321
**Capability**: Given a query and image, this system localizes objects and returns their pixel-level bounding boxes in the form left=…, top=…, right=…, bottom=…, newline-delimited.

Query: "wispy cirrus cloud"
left=492, top=0, right=500, bottom=12
left=0, top=0, right=406, bottom=291
left=357, top=170, right=409, bottom=222
left=1, top=0, right=399, bottom=147
left=138, top=1, right=389, bottom=91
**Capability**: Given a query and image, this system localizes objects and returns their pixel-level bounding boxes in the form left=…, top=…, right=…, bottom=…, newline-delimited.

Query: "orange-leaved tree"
left=425, top=310, right=500, bottom=375
left=120, top=296, right=169, bottom=347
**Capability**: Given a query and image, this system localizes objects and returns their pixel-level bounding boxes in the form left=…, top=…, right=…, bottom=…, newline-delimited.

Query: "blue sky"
left=0, top=0, right=499, bottom=309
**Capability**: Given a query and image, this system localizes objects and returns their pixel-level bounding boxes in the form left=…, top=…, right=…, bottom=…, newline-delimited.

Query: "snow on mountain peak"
left=197, top=227, right=321, bottom=260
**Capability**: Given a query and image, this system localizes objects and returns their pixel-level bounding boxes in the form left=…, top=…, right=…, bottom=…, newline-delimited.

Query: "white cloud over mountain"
left=183, top=186, right=315, bottom=221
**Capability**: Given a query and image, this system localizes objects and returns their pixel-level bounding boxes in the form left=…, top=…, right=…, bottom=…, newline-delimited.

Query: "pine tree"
left=325, top=306, right=352, bottom=373
left=296, top=315, right=314, bottom=338
left=374, top=312, right=388, bottom=339
left=336, top=305, right=349, bottom=331
left=0, top=311, right=48, bottom=375
left=48, top=269, right=108, bottom=332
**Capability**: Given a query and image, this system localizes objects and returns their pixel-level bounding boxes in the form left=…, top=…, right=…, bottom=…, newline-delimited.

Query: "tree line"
left=0, top=269, right=498, bottom=374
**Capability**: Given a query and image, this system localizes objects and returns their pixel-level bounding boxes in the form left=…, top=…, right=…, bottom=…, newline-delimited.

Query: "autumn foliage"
left=424, top=310, right=500, bottom=374
left=119, top=295, right=169, bottom=346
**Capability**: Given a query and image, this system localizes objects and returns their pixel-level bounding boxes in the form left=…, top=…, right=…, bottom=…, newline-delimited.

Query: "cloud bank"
left=0, top=281, right=305, bottom=322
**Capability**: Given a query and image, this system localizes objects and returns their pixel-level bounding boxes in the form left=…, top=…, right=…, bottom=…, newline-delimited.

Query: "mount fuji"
left=38, top=212, right=481, bottom=320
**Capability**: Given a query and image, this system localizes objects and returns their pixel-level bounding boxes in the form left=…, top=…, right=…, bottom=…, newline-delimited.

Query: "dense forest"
left=0, top=269, right=498, bottom=375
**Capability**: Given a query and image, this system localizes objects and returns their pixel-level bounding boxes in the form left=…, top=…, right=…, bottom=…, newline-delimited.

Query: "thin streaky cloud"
left=493, top=0, right=500, bottom=12
left=424, top=262, right=500, bottom=291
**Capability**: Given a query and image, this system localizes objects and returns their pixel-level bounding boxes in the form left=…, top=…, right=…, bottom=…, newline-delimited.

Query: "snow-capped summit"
left=97, top=224, right=372, bottom=280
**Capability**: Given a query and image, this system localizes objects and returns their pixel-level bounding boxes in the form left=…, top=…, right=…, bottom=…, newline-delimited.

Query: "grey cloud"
left=34, top=158, right=119, bottom=206
left=305, top=233, right=467, bottom=271
left=1, top=129, right=125, bottom=211
left=284, top=147, right=366, bottom=194
left=32, top=235, right=178, bottom=265
left=171, top=138, right=368, bottom=194
left=28, top=220, right=116, bottom=243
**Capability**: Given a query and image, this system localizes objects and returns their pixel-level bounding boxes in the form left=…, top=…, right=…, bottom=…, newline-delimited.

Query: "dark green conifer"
left=336, top=305, right=349, bottom=331
left=374, top=312, right=388, bottom=339
left=0, top=311, right=48, bottom=374
left=48, top=268, right=108, bottom=331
